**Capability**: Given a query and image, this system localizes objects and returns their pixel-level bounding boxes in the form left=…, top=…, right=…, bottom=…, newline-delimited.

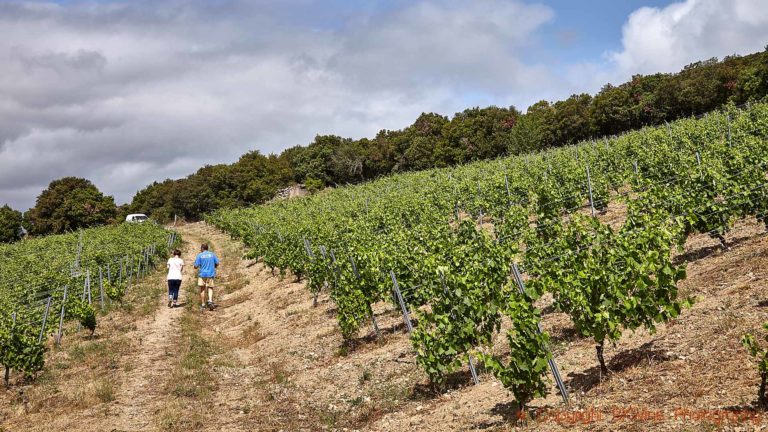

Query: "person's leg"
left=198, top=278, right=206, bottom=310
left=170, top=280, right=181, bottom=305
left=205, top=278, right=214, bottom=302
left=167, top=280, right=173, bottom=307
left=206, top=279, right=215, bottom=310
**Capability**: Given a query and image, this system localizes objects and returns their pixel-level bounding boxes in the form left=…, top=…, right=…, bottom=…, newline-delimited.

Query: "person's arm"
left=193, top=255, right=200, bottom=269
left=214, top=254, right=220, bottom=268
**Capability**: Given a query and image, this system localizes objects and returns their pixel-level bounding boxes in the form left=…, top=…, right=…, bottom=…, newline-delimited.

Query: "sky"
left=1, top=0, right=767, bottom=210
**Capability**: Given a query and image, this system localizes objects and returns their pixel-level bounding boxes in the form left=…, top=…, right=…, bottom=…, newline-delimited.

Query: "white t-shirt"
left=167, top=257, right=184, bottom=280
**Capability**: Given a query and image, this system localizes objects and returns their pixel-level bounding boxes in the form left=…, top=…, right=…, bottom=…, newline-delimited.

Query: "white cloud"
left=0, top=0, right=556, bottom=209
left=610, top=0, right=768, bottom=77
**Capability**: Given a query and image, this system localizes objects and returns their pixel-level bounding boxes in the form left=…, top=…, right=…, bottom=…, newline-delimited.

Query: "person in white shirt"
left=167, top=249, right=184, bottom=308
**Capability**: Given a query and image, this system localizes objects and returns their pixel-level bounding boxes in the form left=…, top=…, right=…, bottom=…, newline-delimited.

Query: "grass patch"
left=166, top=313, right=215, bottom=399
left=241, top=321, right=267, bottom=346
left=94, top=378, right=116, bottom=402
left=157, top=277, right=217, bottom=431
left=157, top=400, right=204, bottom=431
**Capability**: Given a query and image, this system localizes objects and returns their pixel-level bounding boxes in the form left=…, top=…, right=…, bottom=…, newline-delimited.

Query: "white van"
left=125, top=214, right=149, bottom=223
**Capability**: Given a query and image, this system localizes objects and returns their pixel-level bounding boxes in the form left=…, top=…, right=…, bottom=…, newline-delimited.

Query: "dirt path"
left=104, top=232, right=200, bottom=431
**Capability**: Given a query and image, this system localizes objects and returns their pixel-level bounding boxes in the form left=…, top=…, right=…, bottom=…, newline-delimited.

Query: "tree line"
left=2, top=48, right=767, bottom=241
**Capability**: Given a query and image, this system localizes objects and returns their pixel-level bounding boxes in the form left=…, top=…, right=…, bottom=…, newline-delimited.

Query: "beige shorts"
left=198, top=277, right=215, bottom=288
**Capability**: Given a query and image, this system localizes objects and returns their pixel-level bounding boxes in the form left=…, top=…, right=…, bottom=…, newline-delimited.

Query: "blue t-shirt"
left=194, top=251, right=219, bottom=278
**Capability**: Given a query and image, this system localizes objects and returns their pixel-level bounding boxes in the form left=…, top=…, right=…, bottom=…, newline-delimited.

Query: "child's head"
left=173, top=249, right=181, bottom=257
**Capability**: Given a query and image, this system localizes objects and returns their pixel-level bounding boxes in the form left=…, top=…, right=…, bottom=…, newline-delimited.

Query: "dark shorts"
left=168, top=279, right=181, bottom=300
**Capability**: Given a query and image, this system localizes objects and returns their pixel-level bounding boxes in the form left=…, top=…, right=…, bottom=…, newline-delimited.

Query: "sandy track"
left=103, top=231, right=198, bottom=431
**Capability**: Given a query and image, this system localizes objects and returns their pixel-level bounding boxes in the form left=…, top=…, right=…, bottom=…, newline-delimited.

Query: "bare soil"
left=3, top=218, right=768, bottom=431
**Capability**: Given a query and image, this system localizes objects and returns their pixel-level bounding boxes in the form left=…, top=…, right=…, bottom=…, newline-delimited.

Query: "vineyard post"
left=439, top=272, right=479, bottom=385
left=389, top=271, right=413, bottom=334
left=39, top=296, right=52, bottom=343
left=86, top=270, right=92, bottom=305
left=77, top=272, right=90, bottom=333
left=454, top=202, right=459, bottom=222
left=99, top=266, right=105, bottom=311
left=633, top=161, right=638, bottom=175
left=586, top=165, right=595, bottom=217
left=727, top=115, right=732, bottom=147
left=468, top=355, right=480, bottom=386
left=56, top=285, right=68, bottom=347
left=302, top=238, right=313, bottom=259
left=107, top=262, right=112, bottom=285
left=504, top=174, right=511, bottom=207
left=125, top=272, right=132, bottom=295
left=695, top=151, right=702, bottom=178
left=512, top=263, right=569, bottom=404
left=665, top=120, right=671, bottom=137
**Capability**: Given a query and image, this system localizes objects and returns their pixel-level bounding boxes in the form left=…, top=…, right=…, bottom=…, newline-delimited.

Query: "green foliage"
left=0, top=315, right=46, bottom=381
left=208, top=101, right=768, bottom=409
left=27, top=177, right=117, bottom=235
left=0, top=204, right=23, bottom=243
left=480, top=289, right=551, bottom=411
left=304, top=177, right=324, bottom=193
left=410, top=220, right=515, bottom=384
left=742, top=325, right=768, bottom=370
left=104, top=279, right=125, bottom=302
left=0, top=222, right=180, bottom=383
left=70, top=300, right=97, bottom=334
left=133, top=50, right=768, bottom=221
left=742, top=323, right=768, bottom=405
left=526, top=214, right=690, bottom=371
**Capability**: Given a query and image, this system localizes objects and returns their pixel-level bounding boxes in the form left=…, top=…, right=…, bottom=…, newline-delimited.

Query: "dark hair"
left=173, top=249, right=181, bottom=257
left=201, top=244, right=209, bottom=251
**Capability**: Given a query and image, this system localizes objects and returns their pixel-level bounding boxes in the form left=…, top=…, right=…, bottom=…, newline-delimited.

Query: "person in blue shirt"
left=193, top=243, right=220, bottom=311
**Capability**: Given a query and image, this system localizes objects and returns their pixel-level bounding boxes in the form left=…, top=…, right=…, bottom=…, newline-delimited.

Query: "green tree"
left=591, top=84, right=634, bottom=135
left=442, top=106, right=519, bottom=162
left=550, top=93, right=595, bottom=144
left=0, top=205, right=23, bottom=243
left=27, top=177, right=117, bottom=235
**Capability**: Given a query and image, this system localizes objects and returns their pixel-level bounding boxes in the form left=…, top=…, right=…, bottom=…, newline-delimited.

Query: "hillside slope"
left=2, top=218, right=768, bottom=431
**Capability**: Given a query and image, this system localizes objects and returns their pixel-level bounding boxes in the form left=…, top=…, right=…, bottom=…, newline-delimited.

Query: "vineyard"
left=0, top=223, right=180, bottom=384
left=208, top=102, right=768, bottom=411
